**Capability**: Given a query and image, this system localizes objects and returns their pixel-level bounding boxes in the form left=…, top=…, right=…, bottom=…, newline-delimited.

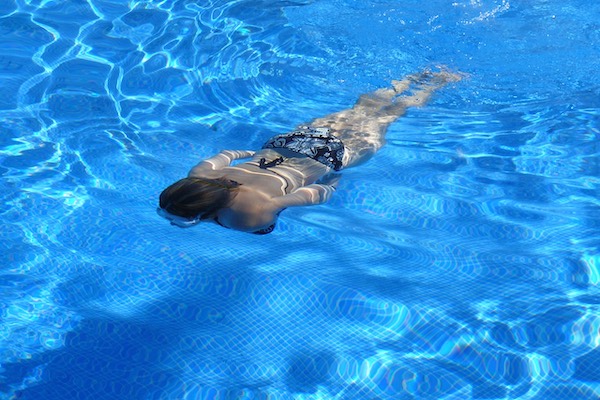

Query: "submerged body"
left=159, top=70, right=461, bottom=233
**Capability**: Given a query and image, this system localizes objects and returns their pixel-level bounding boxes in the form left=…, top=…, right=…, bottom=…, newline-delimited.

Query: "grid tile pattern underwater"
left=1, top=0, right=599, bottom=399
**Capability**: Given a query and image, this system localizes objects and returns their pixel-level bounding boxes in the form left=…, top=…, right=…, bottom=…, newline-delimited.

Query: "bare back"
left=189, top=148, right=329, bottom=198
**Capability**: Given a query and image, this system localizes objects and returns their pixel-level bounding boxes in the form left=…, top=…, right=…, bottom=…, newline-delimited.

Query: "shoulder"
left=218, top=187, right=281, bottom=232
left=188, top=163, right=222, bottom=178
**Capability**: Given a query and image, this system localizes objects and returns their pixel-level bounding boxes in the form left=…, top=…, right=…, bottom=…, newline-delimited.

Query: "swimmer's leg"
left=309, top=70, right=462, bottom=168
left=350, top=73, right=425, bottom=112
left=379, top=70, right=463, bottom=122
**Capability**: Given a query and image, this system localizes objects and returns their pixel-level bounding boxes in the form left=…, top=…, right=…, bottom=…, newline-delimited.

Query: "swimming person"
left=158, top=70, right=461, bottom=234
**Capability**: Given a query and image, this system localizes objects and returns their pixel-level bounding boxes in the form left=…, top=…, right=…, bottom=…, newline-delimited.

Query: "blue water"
left=1, top=0, right=599, bottom=399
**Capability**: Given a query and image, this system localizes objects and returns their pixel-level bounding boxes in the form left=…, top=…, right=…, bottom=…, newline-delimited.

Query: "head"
left=158, top=177, right=240, bottom=227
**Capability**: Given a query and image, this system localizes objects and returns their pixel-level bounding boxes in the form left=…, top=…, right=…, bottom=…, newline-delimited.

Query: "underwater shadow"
left=10, top=262, right=263, bottom=399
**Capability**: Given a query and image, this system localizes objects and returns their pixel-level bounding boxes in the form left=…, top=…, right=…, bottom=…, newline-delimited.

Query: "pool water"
left=1, top=0, right=599, bottom=399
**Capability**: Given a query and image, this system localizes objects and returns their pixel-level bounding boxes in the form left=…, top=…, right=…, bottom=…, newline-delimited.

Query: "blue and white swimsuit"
left=262, top=126, right=345, bottom=171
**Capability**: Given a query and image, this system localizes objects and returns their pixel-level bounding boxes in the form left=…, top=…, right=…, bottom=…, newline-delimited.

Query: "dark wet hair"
left=159, top=177, right=240, bottom=220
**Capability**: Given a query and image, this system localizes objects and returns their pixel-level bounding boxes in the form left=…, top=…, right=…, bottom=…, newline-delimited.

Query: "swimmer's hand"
left=274, top=183, right=337, bottom=208
left=317, top=173, right=342, bottom=189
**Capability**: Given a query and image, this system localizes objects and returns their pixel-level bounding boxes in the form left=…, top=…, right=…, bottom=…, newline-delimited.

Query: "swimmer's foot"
left=394, top=69, right=463, bottom=93
left=428, top=69, right=463, bottom=85
left=391, top=78, right=412, bottom=94
left=389, top=69, right=463, bottom=108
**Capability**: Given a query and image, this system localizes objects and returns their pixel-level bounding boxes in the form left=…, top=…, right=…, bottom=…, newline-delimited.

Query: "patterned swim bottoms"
left=262, top=126, right=345, bottom=171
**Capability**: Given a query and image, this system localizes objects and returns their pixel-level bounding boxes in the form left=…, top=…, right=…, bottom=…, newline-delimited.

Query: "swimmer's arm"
left=189, top=150, right=255, bottom=176
left=273, top=184, right=336, bottom=208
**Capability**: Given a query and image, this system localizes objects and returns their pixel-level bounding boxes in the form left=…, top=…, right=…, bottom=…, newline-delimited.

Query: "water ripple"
left=2, top=0, right=600, bottom=399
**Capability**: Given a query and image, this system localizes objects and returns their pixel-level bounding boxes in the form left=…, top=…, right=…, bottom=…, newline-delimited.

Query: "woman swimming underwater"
left=158, top=70, right=461, bottom=234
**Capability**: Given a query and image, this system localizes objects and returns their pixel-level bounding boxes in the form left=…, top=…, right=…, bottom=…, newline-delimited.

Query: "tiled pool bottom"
left=2, top=0, right=600, bottom=398
left=3, top=226, right=599, bottom=399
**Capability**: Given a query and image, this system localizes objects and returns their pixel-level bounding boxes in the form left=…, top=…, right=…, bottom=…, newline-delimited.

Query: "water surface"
left=1, top=0, right=599, bottom=399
